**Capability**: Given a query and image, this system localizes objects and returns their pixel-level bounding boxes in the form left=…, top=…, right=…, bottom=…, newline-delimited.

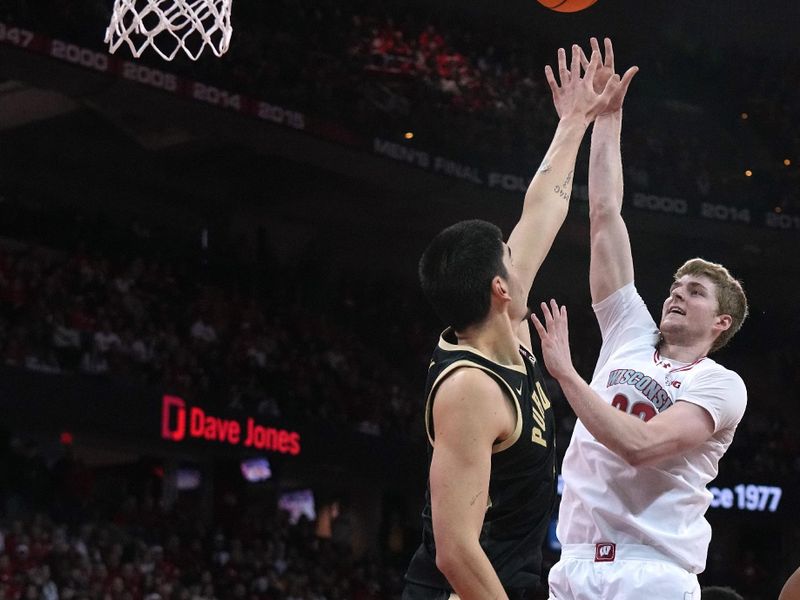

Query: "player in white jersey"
left=530, top=38, right=750, bottom=600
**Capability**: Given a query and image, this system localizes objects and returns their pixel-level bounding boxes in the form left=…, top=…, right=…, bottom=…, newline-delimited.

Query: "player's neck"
left=455, top=313, right=523, bottom=367
left=657, top=336, right=710, bottom=364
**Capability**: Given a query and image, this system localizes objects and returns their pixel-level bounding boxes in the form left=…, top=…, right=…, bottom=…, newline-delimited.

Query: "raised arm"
left=586, top=38, right=638, bottom=304
left=507, top=45, right=619, bottom=299
left=429, top=368, right=515, bottom=599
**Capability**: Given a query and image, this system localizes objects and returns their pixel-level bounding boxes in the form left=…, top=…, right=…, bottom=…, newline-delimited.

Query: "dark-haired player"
left=402, top=46, right=630, bottom=600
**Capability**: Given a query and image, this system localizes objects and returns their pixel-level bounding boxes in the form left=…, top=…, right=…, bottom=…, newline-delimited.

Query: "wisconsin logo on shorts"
left=595, top=543, right=616, bottom=562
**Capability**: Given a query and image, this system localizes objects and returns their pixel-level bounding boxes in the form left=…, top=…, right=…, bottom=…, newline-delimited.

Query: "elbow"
left=615, top=435, right=652, bottom=467
left=435, top=545, right=460, bottom=579
left=617, top=440, right=666, bottom=468
left=619, top=447, right=646, bottom=467
left=435, top=537, right=477, bottom=580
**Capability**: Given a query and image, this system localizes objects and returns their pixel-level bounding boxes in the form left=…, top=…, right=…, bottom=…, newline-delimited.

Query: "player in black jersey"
left=403, top=46, right=636, bottom=600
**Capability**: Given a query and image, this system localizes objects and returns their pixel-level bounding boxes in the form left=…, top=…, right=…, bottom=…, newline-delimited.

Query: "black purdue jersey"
left=405, top=328, right=557, bottom=592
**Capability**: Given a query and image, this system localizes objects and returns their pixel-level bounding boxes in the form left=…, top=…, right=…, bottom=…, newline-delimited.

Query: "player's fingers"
left=604, top=37, right=615, bottom=70
left=590, top=36, right=600, bottom=60
left=540, top=301, right=553, bottom=324
left=579, top=47, right=589, bottom=70
left=545, top=65, right=560, bottom=95
left=619, top=66, right=639, bottom=93
left=600, top=73, right=621, bottom=98
left=584, top=50, right=600, bottom=85
left=557, top=47, right=569, bottom=85
left=531, top=314, right=546, bottom=338
left=570, top=44, right=581, bottom=81
left=549, top=299, right=564, bottom=326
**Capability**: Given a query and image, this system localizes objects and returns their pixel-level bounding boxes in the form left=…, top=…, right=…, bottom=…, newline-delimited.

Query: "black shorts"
left=402, top=582, right=528, bottom=600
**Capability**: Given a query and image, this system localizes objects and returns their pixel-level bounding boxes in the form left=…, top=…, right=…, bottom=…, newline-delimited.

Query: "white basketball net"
left=105, top=0, right=233, bottom=61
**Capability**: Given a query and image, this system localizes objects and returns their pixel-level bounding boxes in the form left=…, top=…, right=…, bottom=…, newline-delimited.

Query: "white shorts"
left=548, top=544, right=700, bottom=600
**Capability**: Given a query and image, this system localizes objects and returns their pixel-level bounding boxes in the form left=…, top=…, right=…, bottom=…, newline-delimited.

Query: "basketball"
left=537, top=0, right=599, bottom=13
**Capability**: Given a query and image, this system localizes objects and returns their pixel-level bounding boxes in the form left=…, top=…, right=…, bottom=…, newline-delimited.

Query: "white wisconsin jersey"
left=557, top=283, right=747, bottom=573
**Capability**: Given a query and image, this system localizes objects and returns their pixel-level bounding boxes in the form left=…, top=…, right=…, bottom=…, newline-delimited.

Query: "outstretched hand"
left=580, top=37, right=638, bottom=115
left=545, top=44, right=603, bottom=124
left=531, top=299, right=576, bottom=382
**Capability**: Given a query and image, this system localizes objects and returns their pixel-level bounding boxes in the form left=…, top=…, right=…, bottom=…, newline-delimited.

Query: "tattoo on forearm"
left=553, top=170, right=574, bottom=201
left=469, top=491, right=482, bottom=506
left=553, top=186, right=570, bottom=201
left=537, top=160, right=552, bottom=173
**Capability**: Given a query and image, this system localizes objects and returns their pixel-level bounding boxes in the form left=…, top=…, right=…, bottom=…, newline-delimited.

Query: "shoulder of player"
left=592, top=280, right=640, bottom=311
left=433, top=368, right=511, bottom=438
left=606, top=329, right=660, bottom=356
left=435, top=367, right=508, bottom=404
left=686, top=359, right=745, bottom=387
left=677, top=362, right=748, bottom=412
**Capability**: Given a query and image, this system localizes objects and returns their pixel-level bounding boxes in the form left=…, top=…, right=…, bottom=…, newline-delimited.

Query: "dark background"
left=0, top=0, right=798, bottom=598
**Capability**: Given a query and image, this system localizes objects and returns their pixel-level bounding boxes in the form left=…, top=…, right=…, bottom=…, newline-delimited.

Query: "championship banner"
left=1, top=22, right=798, bottom=232
left=0, top=22, right=305, bottom=130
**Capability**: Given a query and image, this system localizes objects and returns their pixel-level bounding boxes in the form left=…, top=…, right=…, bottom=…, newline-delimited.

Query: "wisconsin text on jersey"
left=606, top=350, right=707, bottom=415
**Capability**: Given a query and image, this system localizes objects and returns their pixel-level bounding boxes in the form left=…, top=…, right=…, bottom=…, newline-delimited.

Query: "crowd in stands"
left=0, top=437, right=406, bottom=599
left=0, top=186, right=796, bottom=470
left=0, top=109, right=794, bottom=596
left=0, top=236, right=422, bottom=440
left=0, top=407, right=796, bottom=600
left=0, top=190, right=794, bottom=598
left=2, top=0, right=799, bottom=211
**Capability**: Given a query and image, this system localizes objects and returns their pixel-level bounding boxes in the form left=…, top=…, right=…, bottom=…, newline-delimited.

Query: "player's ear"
left=492, top=275, right=511, bottom=300
left=714, top=313, right=732, bottom=332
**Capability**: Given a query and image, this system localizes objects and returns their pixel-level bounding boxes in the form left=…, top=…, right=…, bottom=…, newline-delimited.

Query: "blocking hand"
left=545, top=40, right=637, bottom=123
left=531, top=299, right=576, bottom=381
left=580, top=37, right=638, bottom=115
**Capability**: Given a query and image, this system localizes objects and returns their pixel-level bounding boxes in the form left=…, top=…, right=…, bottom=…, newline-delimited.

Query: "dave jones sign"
left=161, top=395, right=301, bottom=455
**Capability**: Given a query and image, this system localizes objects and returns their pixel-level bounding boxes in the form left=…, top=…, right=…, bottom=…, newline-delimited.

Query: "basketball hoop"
left=105, top=0, right=233, bottom=61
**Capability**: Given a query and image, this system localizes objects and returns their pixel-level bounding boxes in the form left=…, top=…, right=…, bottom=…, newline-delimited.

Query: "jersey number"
left=611, top=393, right=656, bottom=422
